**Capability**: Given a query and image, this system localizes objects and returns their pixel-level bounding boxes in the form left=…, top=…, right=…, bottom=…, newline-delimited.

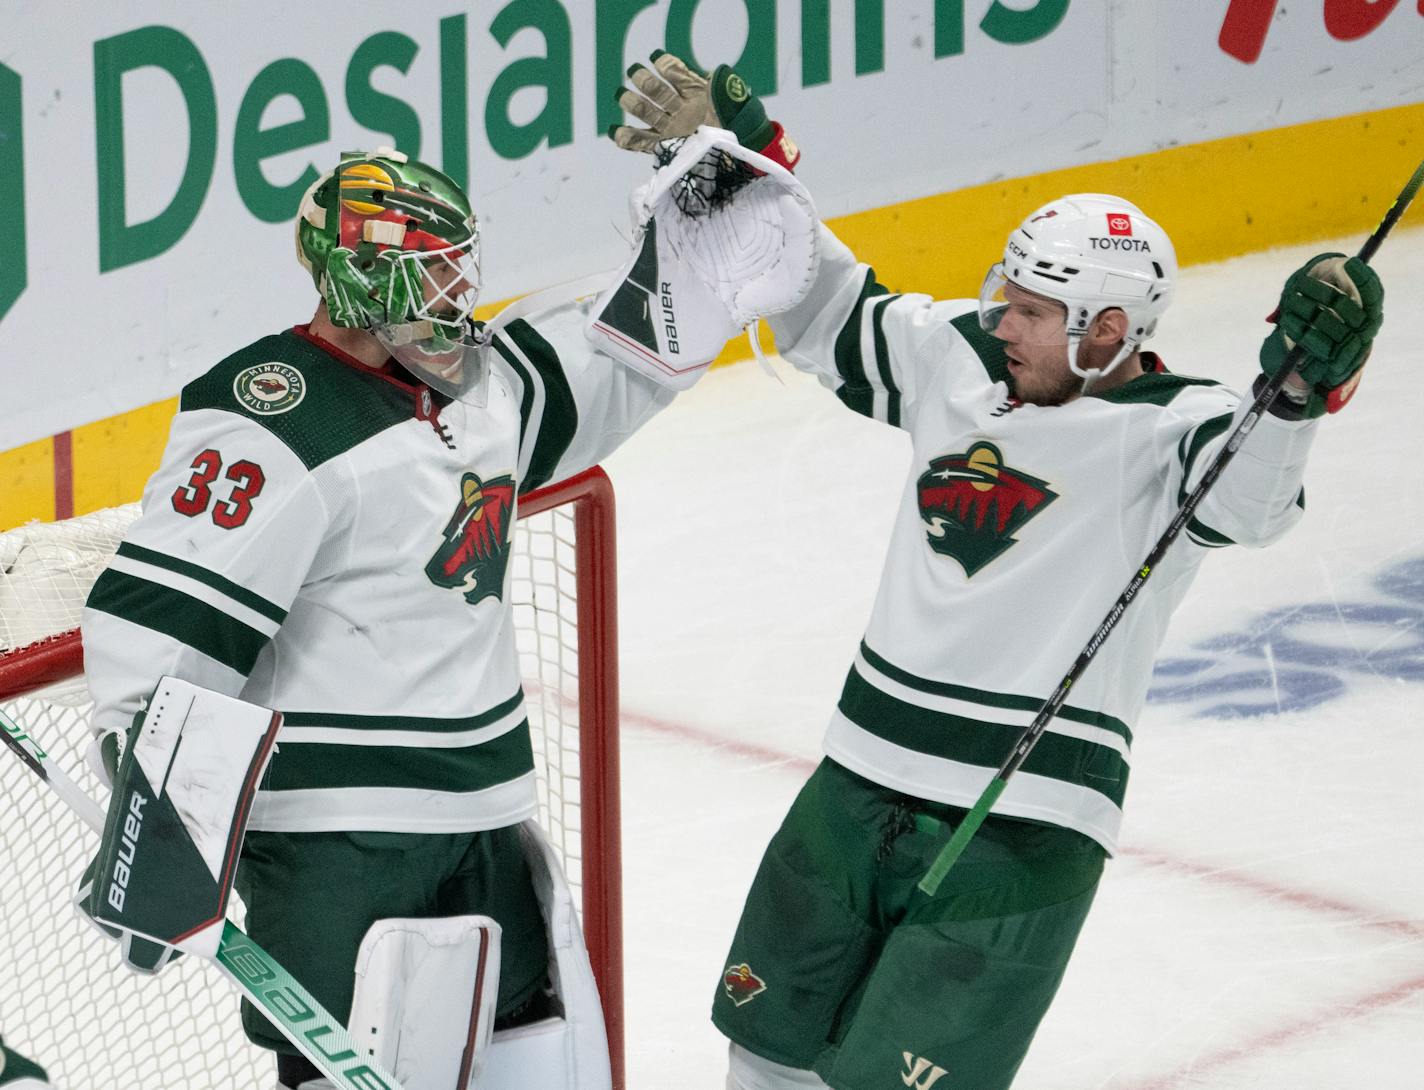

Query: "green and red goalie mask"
left=296, top=147, right=488, bottom=403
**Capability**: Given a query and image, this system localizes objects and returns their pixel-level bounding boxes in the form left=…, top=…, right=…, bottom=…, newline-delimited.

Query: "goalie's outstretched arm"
left=603, top=53, right=960, bottom=431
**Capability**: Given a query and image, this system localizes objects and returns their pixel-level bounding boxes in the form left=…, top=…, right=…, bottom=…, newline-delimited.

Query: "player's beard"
left=1013, top=362, right=1082, bottom=407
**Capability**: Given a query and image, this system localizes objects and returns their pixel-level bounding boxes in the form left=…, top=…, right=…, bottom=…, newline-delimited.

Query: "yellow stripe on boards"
left=71, top=397, right=179, bottom=520
left=824, top=103, right=1424, bottom=307
left=708, top=104, right=1423, bottom=366
left=0, top=434, right=59, bottom=528
left=3, top=103, right=1419, bottom=529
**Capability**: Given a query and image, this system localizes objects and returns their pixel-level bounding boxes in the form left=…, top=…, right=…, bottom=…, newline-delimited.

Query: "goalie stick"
left=919, top=157, right=1424, bottom=897
left=0, top=705, right=408, bottom=1090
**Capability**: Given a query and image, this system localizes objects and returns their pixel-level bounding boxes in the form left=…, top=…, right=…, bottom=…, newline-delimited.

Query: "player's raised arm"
left=605, top=54, right=999, bottom=433
left=1159, top=252, right=1383, bottom=551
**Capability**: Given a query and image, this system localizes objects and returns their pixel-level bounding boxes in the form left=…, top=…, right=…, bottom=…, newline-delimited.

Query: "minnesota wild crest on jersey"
left=916, top=442, right=1058, bottom=577
left=426, top=472, right=517, bottom=605
left=83, top=310, right=673, bottom=835
left=767, top=225, right=1318, bottom=852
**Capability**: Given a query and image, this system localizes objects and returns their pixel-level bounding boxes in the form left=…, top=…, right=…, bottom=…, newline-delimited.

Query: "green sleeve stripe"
left=840, top=670, right=1129, bottom=807
left=1176, top=412, right=1235, bottom=504
left=87, top=569, right=268, bottom=675
left=263, top=719, right=534, bottom=792
left=832, top=271, right=890, bottom=419
left=949, top=311, right=1011, bottom=383
left=115, top=542, right=287, bottom=625
left=500, top=319, right=579, bottom=495
left=861, top=641, right=1132, bottom=743
left=1186, top=518, right=1235, bottom=548
left=496, top=337, right=539, bottom=463
left=282, top=691, right=524, bottom=733
left=871, top=295, right=901, bottom=427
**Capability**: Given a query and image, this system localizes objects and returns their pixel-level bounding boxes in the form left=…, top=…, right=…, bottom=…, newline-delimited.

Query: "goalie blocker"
left=84, top=677, right=280, bottom=961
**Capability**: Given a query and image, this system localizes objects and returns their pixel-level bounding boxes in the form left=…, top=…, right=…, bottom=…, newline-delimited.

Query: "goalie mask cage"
left=0, top=466, right=625, bottom=1090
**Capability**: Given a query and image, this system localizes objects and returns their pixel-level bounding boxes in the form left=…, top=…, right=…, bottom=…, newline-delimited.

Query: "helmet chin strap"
left=1068, top=334, right=1138, bottom=395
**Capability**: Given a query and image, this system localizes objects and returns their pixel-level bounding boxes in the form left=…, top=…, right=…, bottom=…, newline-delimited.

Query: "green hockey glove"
left=608, top=51, right=800, bottom=171
left=1260, top=252, right=1383, bottom=416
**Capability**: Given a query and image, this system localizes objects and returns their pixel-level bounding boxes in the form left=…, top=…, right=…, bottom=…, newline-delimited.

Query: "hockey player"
left=74, top=146, right=691, bottom=1090
left=611, top=58, right=1385, bottom=1090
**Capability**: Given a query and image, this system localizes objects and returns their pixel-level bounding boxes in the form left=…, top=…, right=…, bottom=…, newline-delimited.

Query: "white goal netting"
left=0, top=472, right=619, bottom=1090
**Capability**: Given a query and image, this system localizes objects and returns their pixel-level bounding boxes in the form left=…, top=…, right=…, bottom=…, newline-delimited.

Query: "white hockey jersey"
left=768, top=226, right=1317, bottom=853
left=83, top=304, right=672, bottom=835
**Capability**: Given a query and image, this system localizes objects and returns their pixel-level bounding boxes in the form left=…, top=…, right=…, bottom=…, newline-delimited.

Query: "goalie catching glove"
left=1259, top=252, right=1384, bottom=417
left=609, top=51, right=800, bottom=173
left=586, top=127, right=819, bottom=390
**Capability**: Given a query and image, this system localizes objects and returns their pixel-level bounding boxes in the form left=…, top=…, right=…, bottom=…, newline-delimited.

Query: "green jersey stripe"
left=860, top=641, right=1133, bottom=743
left=949, top=311, right=1011, bottom=384
left=502, top=318, right=578, bottom=495
left=1096, top=371, right=1220, bottom=407
left=1186, top=518, right=1235, bottom=547
left=281, top=691, right=524, bottom=734
left=498, top=336, right=540, bottom=478
left=116, top=542, right=288, bottom=624
left=839, top=669, right=1129, bottom=808
left=832, top=270, right=889, bottom=418
left=87, top=569, right=269, bottom=675
left=1176, top=412, right=1235, bottom=504
left=870, top=295, right=902, bottom=427
left=262, top=719, right=535, bottom=792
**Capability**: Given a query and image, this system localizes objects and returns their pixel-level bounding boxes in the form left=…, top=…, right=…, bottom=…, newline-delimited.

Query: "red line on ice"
left=1120, top=972, right=1424, bottom=1090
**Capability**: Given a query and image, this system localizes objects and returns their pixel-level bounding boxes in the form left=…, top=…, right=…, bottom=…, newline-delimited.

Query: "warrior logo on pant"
left=901, top=1052, right=950, bottom=1090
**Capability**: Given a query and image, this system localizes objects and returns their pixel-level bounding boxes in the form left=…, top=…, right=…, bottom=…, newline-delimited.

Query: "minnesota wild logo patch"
left=916, top=442, right=1057, bottom=576
left=425, top=472, right=516, bottom=605
left=723, top=963, right=767, bottom=1007
left=233, top=363, right=305, bottom=416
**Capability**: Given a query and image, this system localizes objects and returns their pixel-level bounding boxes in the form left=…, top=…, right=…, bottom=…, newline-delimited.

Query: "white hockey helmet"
left=979, top=193, right=1177, bottom=380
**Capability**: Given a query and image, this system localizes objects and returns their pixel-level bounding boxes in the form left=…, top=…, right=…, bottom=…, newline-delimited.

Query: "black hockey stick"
left=0, top=707, right=407, bottom=1090
left=919, top=158, right=1424, bottom=897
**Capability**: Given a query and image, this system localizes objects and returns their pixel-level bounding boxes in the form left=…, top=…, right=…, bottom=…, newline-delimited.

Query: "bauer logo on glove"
left=587, top=128, right=819, bottom=390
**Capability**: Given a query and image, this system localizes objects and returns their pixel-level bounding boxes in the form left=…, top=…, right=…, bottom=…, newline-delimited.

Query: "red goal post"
left=0, top=466, right=624, bottom=1090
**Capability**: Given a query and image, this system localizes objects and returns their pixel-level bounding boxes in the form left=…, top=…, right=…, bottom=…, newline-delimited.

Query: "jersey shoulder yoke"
left=1095, top=370, right=1224, bottom=407
left=180, top=330, right=413, bottom=469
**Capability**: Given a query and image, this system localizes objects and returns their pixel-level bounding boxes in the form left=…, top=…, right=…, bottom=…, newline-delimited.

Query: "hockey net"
left=0, top=467, right=623, bottom=1090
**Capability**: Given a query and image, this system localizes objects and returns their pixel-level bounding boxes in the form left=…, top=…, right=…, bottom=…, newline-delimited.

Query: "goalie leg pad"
left=347, top=915, right=502, bottom=1090
left=480, top=820, right=612, bottom=1090
left=86, top=676, right=281, bottom=960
